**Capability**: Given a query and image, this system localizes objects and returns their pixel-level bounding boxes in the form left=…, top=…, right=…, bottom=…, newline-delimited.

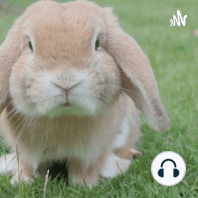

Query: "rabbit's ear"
left=102, top=9, right=171, bottom=132
left=0, top=15, right=25, bottom=114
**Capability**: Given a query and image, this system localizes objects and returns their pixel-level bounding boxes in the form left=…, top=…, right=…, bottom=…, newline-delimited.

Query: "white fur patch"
left=114, top=155, right=131, bottom=173
left=100, top=153, right=131, bottom=178
left=113, top=118, right=130, bottom=148
left=0, top=153, right=18, bottom=176
left=42, top=74, right=61, bottom=96
left=100, top=154, right=117, bottom=178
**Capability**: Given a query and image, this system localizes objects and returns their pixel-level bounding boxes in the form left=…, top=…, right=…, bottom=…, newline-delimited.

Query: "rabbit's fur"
left=0, top=0, right=170, bottom=187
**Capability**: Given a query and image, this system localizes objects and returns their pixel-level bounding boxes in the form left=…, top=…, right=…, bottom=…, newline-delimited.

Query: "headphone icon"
left=158, top=159, right=179, bottom=178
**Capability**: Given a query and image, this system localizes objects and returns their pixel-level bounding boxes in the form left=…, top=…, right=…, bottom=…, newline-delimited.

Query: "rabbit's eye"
left=29, top=41, right=33, bottom=51
left=95, top=37, right=100, bottom=50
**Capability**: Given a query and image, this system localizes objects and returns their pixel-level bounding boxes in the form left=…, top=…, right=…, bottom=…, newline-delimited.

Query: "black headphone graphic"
left=158, top=159, right=179, bottom=177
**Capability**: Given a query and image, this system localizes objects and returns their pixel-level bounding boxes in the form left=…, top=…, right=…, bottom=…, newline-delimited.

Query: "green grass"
left=0, top=0, right=198, bottom=197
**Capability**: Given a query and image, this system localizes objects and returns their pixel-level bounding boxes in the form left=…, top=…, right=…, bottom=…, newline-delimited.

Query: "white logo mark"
left=151, top=151, right=186, bottom=186
left=170, top=10, right=187, bottom=26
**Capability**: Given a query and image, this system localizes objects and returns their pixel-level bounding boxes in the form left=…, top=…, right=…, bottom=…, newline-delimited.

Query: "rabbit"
left=0, top=0, right=171, bottom=187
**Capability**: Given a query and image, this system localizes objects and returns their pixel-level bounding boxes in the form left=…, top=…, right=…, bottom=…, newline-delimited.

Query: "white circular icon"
left=151, top=151, right=186, bottom=186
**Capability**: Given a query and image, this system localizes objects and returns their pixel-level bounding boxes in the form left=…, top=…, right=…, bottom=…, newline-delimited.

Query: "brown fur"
left=114, top=147, right=142, bottom=160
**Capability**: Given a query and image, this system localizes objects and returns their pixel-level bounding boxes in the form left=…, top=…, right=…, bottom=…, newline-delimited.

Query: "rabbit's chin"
left=15, top=101, right=108, bottom=118
left=41, top=105, right=107, bottom=118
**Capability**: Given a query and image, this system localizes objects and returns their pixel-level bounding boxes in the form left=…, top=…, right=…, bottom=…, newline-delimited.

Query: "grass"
left=0, top=0, right=198, bottom=197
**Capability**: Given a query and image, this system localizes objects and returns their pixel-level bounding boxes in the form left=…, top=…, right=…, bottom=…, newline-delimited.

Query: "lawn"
left=0, top=0, right=198, bottom=197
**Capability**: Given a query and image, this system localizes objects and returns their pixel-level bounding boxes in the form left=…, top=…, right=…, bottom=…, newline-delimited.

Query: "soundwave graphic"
left=170, top=10, right=187, bottom=27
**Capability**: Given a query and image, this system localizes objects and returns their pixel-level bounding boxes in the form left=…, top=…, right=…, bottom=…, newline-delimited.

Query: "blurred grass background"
left=0, top=0, right=198, bottom=197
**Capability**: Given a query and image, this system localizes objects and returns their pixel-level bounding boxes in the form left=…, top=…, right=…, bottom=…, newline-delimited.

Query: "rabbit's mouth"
left=61, top=102, right=72, bottom=107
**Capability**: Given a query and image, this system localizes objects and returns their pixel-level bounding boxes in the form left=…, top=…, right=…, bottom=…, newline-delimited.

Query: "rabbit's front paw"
left=100, top=153, right=131, bottom=179
left=10, top=173, right=34, bottom=186
left=69, top=159, right=99, bottom=188
left=71, top=175, right=98, bottom=188
left=0, top=153, right=18, bottom=176
left=0, top=153, right=36, bottom=185
left=100, top=148, right=142, bottom=179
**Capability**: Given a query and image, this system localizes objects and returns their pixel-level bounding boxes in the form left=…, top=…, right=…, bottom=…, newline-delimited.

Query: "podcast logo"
left=170, top=10, right=187, bottom=26
left=151, top=151, right=186, bottom=186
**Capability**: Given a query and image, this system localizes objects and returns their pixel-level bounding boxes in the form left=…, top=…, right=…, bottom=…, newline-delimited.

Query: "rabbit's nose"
left=53, top=82, right=81, bottom=93
left=52, top=82, right=81, bottom=107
